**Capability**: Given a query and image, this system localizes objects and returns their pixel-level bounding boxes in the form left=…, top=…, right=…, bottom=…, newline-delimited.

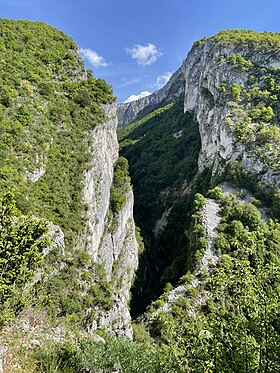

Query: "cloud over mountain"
left=79, top=48, right=110, bottom=68
left=123, top=91, right=151, bottom=103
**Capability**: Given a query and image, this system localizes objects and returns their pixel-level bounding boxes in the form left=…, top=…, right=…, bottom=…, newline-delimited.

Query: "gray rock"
left=118, top=67, right=185, bottom=127
left=81, top=102, right=139, bottom=338
left=183, top=39, right=280, bottom=187
left=0, top=345, right=7, bottom=373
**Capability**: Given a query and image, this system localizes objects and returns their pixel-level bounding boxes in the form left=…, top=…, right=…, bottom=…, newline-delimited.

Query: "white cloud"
left=153, top=71, right=173, bottom=89
left=123, top=91, right=152, bottom=103
left=79, top=48, right=110, bottom=68
left=126, top=43, right=162, bottom=66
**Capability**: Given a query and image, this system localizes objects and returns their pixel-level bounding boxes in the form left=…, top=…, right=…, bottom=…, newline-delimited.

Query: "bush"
left=34, top=337, right=168, bottom=373
left=0, top=193, right=49, bottom=326
left=110, top=157, right=130, bottom=214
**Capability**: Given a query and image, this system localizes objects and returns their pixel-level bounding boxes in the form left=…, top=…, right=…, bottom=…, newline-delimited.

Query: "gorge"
left=0, top=21, right=279, bottom=372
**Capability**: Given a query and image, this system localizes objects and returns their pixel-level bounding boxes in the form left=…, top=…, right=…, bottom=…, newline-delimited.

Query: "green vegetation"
left=119, top=97, right=200, bottom=237
left=37, top=257, right=113, bottom=327
left=119, top=97, right=203, bottom=314
left=0, top=193, right=49, bottom=326
left=223, top=161, right=280, bottom=221
left=33, top=336, right=171, bottom=373
left=119, top=101, right=176, bottom=145
left=219, top=53, right=253, bottom=71
left=0, top=19, right=114, bottom=247
left=185, top=193, right=207, bottom=272
left=1, top=22, right=279, bottom=372
left=147, top=189, right=280, bottom=372
left=217, top=51, right=280, bottom=170
left=110, top=157, right=131, bottom=214
left=0, top=19, right=116, bottom=329
left=196, top=30, right=280, bottom=51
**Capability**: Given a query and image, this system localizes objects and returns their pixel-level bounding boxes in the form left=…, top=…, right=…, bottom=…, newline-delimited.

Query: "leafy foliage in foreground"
left=33, top=189, right=279, bottom=373
left=0, top=193, right=49, bottom=326
left=34, top=336, right=169, bottom=373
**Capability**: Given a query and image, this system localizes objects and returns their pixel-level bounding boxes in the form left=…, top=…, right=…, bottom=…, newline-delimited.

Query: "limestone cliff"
left=183, top=36, right=280, bottom=187
left=120, top=31, right=280, bottom=189
left=82, top=102, right=139, bottom=337
left=118, top=66, right=185, bottom=127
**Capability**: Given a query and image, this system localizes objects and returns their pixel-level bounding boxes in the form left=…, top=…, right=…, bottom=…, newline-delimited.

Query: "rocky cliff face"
left=183, top=38, right=280, bottom=187
left=183, top=41, right=245, bottom=174
left=118, top=66, right=185, bottom=127
left=120, top=31, right=280, bottom=318
left=82, top=103, right=119, bottom=259
left=83, top=102, right=139, bottom=337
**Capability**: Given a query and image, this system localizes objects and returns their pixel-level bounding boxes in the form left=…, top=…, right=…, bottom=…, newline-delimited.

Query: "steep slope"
left=1, top=24, right=280, bottom=372
left=118, top=66, right=185, bottom=127
left=119, top=97, right=204, bottom=313
left=183, top=30, right=280, bottom=187
left=119, top=30, right=280, bottom=323
left=143, top=188, right=280, bottom=372
left=0, top=19, right=139, bottom=345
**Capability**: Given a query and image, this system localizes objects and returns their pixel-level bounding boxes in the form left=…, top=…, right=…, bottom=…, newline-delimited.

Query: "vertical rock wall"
left=82, top=102, right=139, bottom=337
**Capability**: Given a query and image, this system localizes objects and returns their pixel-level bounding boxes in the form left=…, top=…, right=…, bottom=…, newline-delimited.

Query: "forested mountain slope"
left=0, top=19, right=140, bottom=371
left=119, top=30, right=280, bottom=372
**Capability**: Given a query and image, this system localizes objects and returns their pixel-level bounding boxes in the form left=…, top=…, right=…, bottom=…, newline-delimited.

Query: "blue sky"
left=1, top=0, right=280, bottom=102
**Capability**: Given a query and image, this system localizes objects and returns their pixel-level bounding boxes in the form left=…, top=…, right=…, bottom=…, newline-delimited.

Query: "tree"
left=0, top=193, right=49, bottom=325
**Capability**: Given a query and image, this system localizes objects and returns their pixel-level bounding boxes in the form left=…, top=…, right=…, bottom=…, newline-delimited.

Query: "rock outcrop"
left=147, top=198, right=220, bottom=323
left=0, top=19, right=139, bottom=340
left=119, top=32, right=280, bottom=320
left=82, top=102, right=139, bottom=337
left=118, top=67, right=185, bottom=127
left=182, top=38, right=280, bottom=187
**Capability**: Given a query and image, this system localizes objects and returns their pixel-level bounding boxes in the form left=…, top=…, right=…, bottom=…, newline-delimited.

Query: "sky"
left=1, top=0, right=280, bottom=102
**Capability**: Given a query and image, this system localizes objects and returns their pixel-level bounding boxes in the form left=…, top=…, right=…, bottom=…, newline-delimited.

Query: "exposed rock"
left=26, top=166, right=45, bottom=182
left=81, top=333, right=106, bottom=344
left=82, top=103, right=119, bottom=259
left=182, top=39, right=280, bottom=186
left=96, top=189, right=139, bottom=338
left=218, top=182, right=269, bottom=221
left=148, top=198, right=220, bottom=321
left=0, top=345, right=8, bottom=373
left=173, top=129, right=184, bottom=138
left=45, top=222, right=65, bottom=256
left=82, top=102, right=139, bottom=337
left=118, top=67, right=185, bottom=127
left=153, top=208, right=171, bottom=239
left=199, top=199, right=220, bottom=274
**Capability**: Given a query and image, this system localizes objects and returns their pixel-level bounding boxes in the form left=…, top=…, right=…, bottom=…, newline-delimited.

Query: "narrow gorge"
left=0, top=22, right=279, bottom=372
